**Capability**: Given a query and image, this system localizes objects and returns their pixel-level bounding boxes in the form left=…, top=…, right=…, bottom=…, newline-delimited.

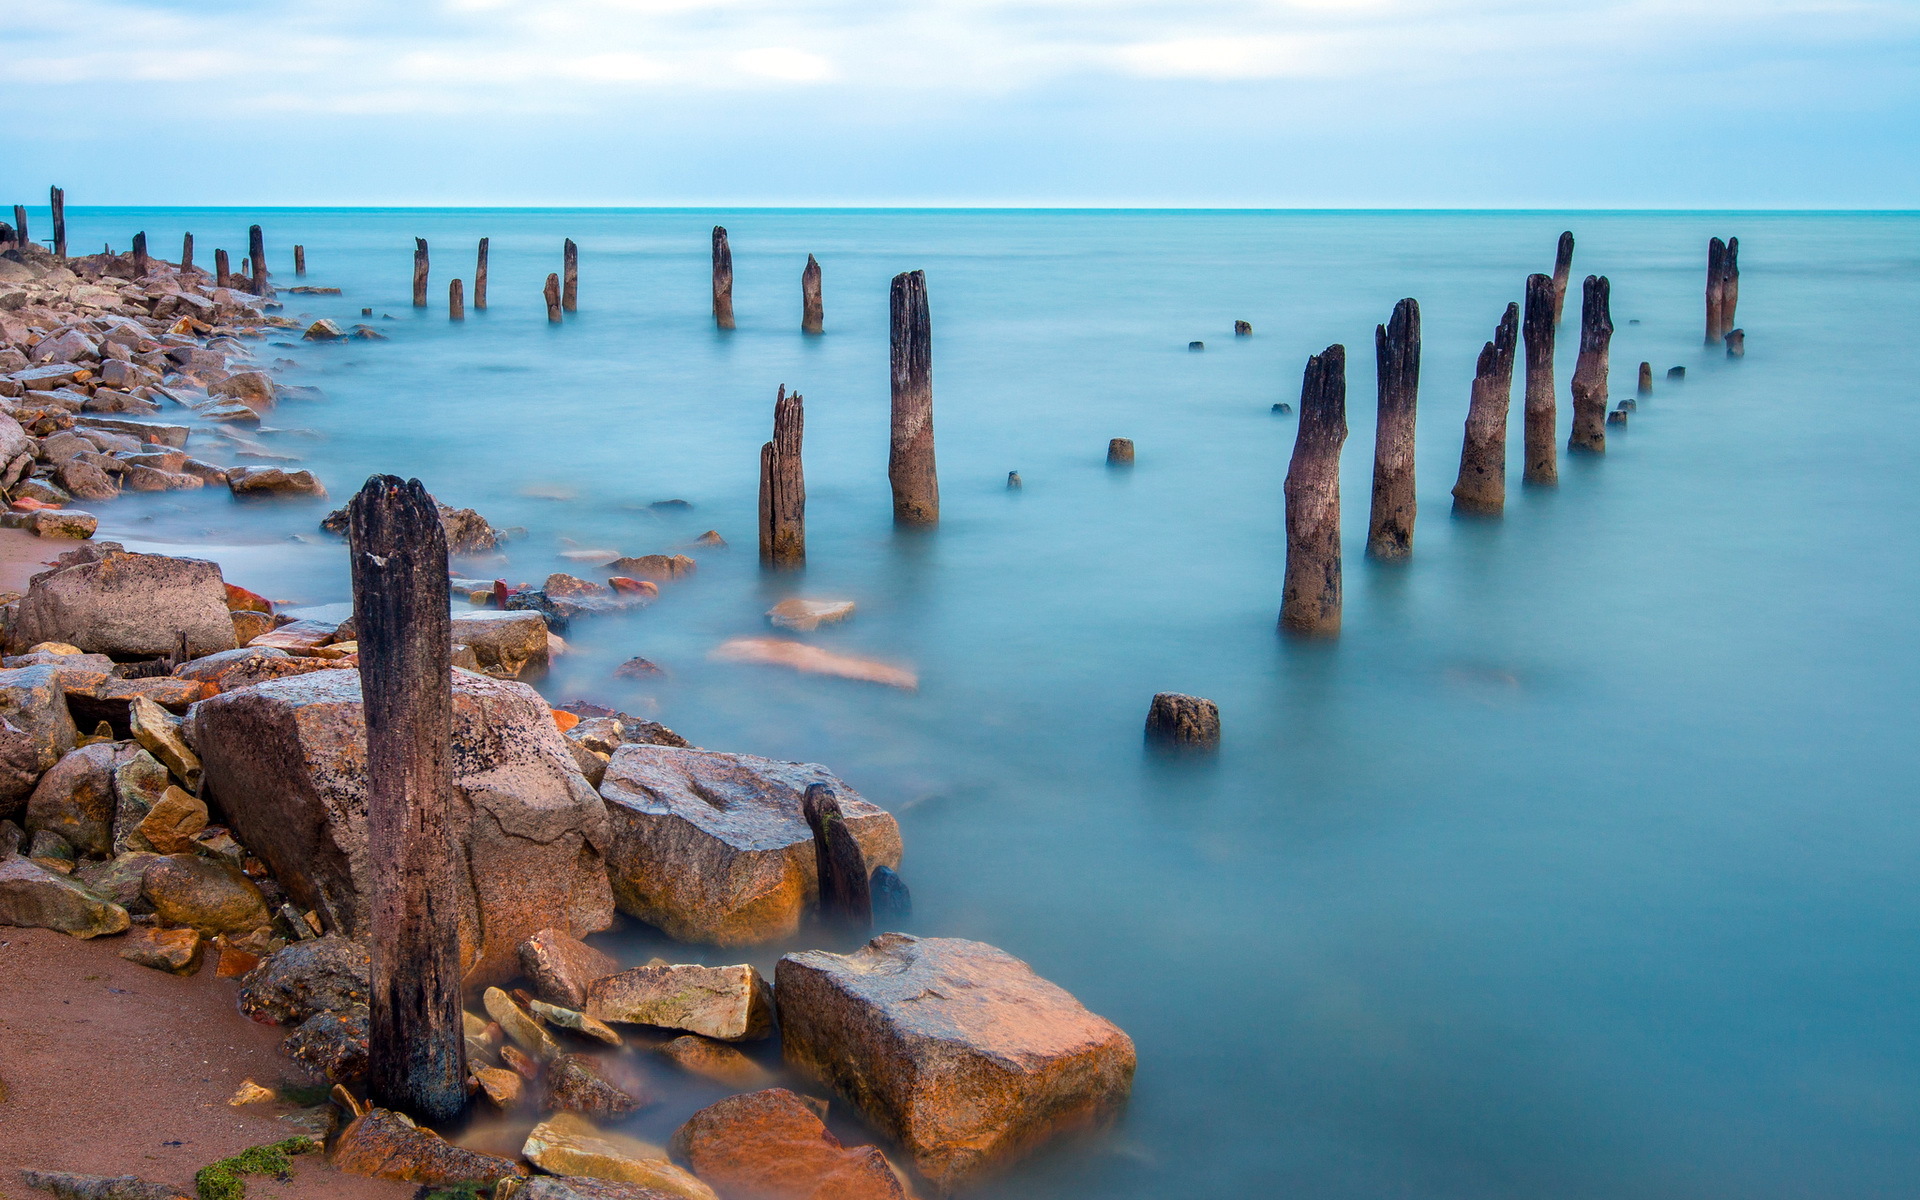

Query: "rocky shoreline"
left=0, top=237, right=1135, bottom=1199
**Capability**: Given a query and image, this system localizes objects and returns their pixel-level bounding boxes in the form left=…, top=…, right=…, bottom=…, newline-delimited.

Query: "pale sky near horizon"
left=8, top=0, right=1918, bottom=208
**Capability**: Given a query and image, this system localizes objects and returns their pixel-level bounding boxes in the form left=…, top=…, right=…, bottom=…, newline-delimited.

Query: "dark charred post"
left=1144, top=692, right=1220, bottom=750
left=1667, top=366, right=1686, bottom=383
left=449, top=279, right=464, bottom=321
left=474, top=238, right=489, bottom=310
left=180, top=233, right=194, bottom=275
left=1722, top=236, right=1740, bottom=333
left=711, top=226, right=735, bottom=329
left=888, top=270, right=939, bottom=525
left=1568, top=275, right=1614, bottom=455
left=1705, top=237, right=1726, bottom=344
left=543, top=273, right=563, bottom=323
left=1280, top=346, right=1348, bottom=637
left=1552, top=231, right=1575, bottom=325
left=1521, top=273, right=1558, bottom=486
left=50, top=186, right=65, bottom=258
left=562, top=238, right=578, bottom=313
left=1367, top=298, right=1421, bottom=559
left=215, top=249, right=231, bottom=289
left=131, top=232, right=148, bottom=279
left=801, top=254, right=823, bottom=334
left=1638, top=362, right=1653, bottom=397
left=802, top=783, right=871, bottom=930
left=294, top=244, right=306, bottom=276
left=347, top=475, right=467, bottom=1125
left=1107, top=438, right=1135, bottom=465
left=758, top=385, right=806, bottom=567
left=1725, top=329, right=1745, bottom=358
left=248, top=225, right=266, bottom=295
left=1450, top=302, right=1520, bottom=516
left=10, top=206, right=25, bottom=248
left=413, top=238, right=429, bottom=308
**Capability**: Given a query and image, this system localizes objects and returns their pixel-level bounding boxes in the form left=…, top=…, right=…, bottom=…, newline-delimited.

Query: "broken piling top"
left=712, top=226, right=735, bottom=329
left=1568, top=275, right=1614, bottom=456
left=248, top=224, right=266, bottom=295
left=801, top=254, right=824, bottom=334
left=294, top=244, right=306, bottom=275
left=1367, top=297, right=1421, bottom=560
left=543, top=273, right=562, bottom=323
left=1145, top=692, right=1220, bottom=750
left=50, top=185, right=66, bottom=257
left=888, top=269, right=938, bottom=526
left=412, top=237, right=429, bottom=308
left=562, top=238, right=578, bottom=312
left=1522, top=272, right=1558, bottom=487
left=1552, top=230, right=1575, bottom=325
left=474, top=237, right=490, bottom=309
left=1281, top=345, right=1348, bottom=637
left=1451, top=301, right=1521, bottom=517
left=1107, top=438, right=1134, bottom=465
left=759, top=384, right=806, bottom=568
left=449, top=278, right=465, bottom=321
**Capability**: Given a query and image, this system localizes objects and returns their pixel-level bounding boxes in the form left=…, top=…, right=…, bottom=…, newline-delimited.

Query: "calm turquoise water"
left=34, top=207, right=1920, bottom=1198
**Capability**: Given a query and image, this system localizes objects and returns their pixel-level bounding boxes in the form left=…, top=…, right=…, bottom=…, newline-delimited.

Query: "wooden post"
left=1705, top=237, right=1726, bottom=344
left=474, top=238, right=488, bottom=310
left=888, top=269, right=938, bottom=525
left=180, top=233, right=194, bottom=275
left=131, top=232, right=148, bottom=279
left=248, top=224, right=266, bottom=295
left=1280, top=345, right=1348, bottom=637
left=1144, top=693, right=1220, bottom=750
left=1107, top=438, right=1135, bottom=465
left=801, top=254, right=823, bottom=334
left=758, top=385, right=805, bottom=567
left=449, top=279, right=464, bottom=321
left=712, top=226, right=734, bottom=329
left=1638, top=362, right=1653, bottom=397
left=1725, top=329, right=1745, bottom=358
left=562, top=238, right=578, bottom=313
left=413, top=238, right=429, bottom=308
left=1568, top=275, right=1614, bottom=455
left=543, top=273, right=562, bottom=323
left=1551, top=231, right=1574, bottom=325
left=10, top=206, right=24, bottom=248
left=802, top=784, right=871, bottom=931
left=50, top=186, right=65, bottom=258
left=1367, top=297, right=1421, bottom=559
left=1521, top=273, right=1557, bottom=486
left=294, top=244, right=306, bottom=276
left=1722, top=236, right=1739, bottom=333
left=1450, top=302, right=1520, bottom=516
left=347, top=475, right=467, bottom=1125
left=215, top=249, right=230, bottom=289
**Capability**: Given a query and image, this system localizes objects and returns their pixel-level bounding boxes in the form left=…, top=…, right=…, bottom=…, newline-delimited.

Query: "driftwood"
left=1552, top=231, right=1574, bottom=325
left=50, top=186, right=64, bottom=258
left=543, top=273, right=562, bottom=324
left=474, top=238, right=489, bottom=310
left=562, top=238, right=578, bottom=313
left=1568, top=275, right=1614, bottom=455
left=1522, top=273, right=1557, bottom=486
left=248, top=224, right=266, bottom=295
left=1450, top=302, right=1520, bottom=516
left=1280, top=345, right=1348, bottom=636
left=412, top=238, right=429, bottom=308
left=1367, top=297, right=1421, bottom=559
left=758, top=385, right=805, bottom=567
left=801, top=254, right=823, bottom=334
left=712, top=226, right=734, bottom=329
left=888, top=269, right=938, bottom=525
left=802, top=783, right=871, bottom=930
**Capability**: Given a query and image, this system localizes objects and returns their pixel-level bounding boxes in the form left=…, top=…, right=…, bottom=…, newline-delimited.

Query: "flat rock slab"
left=670, top=1087, right=907, bottom=1200
left=334, top=1107, right=524, bottom=1185
left=521, top=1113, right=716, bottom=1200
left=7, top=547, right=237, bottom=659
left=0, top=854, right=129, bottom=937
left=584, top=962, right=773, bottom=1041
left=766, top=598, right=856, bottom=632
left=519, top=926, right=619, bottom=1009
left=775, top=933, right=1136, bottom=1190
left=598, top=745, right=901, bottom=946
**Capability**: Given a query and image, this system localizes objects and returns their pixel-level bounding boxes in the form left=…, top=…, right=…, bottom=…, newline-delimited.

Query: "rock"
left=244, top=618, right=337, bottom=653
left=604, top=555, right=696, bottom=583
left=141, top=852, right=270, bottom=934
left=450, top=610, right=550, bottom=680
left=228, top=1078, right=277, bottom=1105
left=711, top=638, right=916, bottom=690
left=176, top=646, right=343, bottom=693
left=870, top=865, right=911, bottom=924
left=519, top=926, right=619, bottom=1009
left=130, top=695, right=200, bottom=790
left=136, top=785, right=207, bottom=853
left=485, top=985, right=560, bottom=1060
left=475, top=1065, right=525, bottom=1107
left=333, top=1106, right=525, bottom=1184
left=613, top=657, right=663, bottom=679
left=236, top=935, right=370, bottom=1024
left=302, top=319, right=343, bottom=341
left=188, top=668, right=613, bottom=983
left=0, top=855, right=129, bottom=937
left=597, top=745, right=901, bottom=946
left=227, top=465, right=325, bottom=499
left=75, top=850, right=161, bottom=910
left=55, top=459, right=118, bottom=502
left=657, top=1035, right=774, bottom=1089
left=670, top=1088, right=908, bottom=1200
left=210, top=370, right=277, bottom=413
left=284, top=1004, right=369, bottom=1082
left=522, top=1114, right=717, bottom=1200
left=7, top=547, right=238, bottom=658
left=18, top=1171, right=191, bottom=1200
left=201, top=402, right=261, bottom=425
left=279, top=1103, right=340, bottom=1141
left=28, top=827, right=75, bottom=872
left=766, top=598, right=856, bottom=632
left=30, top=329, right=99, bottom=364
left=585, top=963, right=773, bottom=1042
left=531, top=998, right=624, bottom=1046
left=1144, top=692, right=1220, bottom=750
left=0, top=663, right=79, bottom=814
left=499, top=1179, right=693, bottom=1200
left=230, top=609, right=277, bottom=644
left=544, top=1051, right=644, bottom=1117
left=560, top=705, right=690, bottom=751
left=23, top=742, right=121, bottom=856
left=438, top=503, right=500, bottom=554
left=118, top=925, right=204, bottom=974
left=28, top=508, right=98, bottom=539
left=777, top=934, right=1137, bottom=1188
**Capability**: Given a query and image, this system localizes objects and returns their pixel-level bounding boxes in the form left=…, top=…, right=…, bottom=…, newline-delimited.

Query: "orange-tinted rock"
left=333, top=1106, right=525, bottom=1184
left=519, top=927, right=618, bottom=1009
left=585, top=962, right=772, bottom=1042
left=174, top=646, right=346, bottom=692
left=604, top=555, right=694, bottom=583
left=657, top=1035, right=774, bottom=1089
left=231, top=610, right=276, bottom=644
left=246, top=618, right=336, bottom=653
left=711, top=638, right=916, bottom=690
left=670, top=1088, right=907, bottom=1200
left=118, top=925, right=204, bottom=975
left=607, top=578, right=659, bottom=597
left=775, top=934, right=1136, bottom=1189
left=223, top=583, right=272, bottom=613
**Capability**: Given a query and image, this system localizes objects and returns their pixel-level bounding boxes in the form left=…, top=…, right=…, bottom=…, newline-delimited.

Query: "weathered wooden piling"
left=248, top=225, right=266, bottom=295
left=543, top=273, right=562, bottom=324
left=1568, top=275, right=1614, bottom=455
left=758, top=385, right=805, bottom=568
left=10, top=206, right=25, bottom=248
left=347, top=475, right=467, bottom=1124
left=294, top=244, right=306, bottom=276
left=1725, top=329, right=1745, bottom=358
left=1705, top=237, right=1726, bottom=344
left=801, top=254, right=823, bottom=334
left=1367, top=298, right=1421, bottom=559
left=888, top=269, right=938, bottom=525
left=49, top=186, right=65, bottom=258
left=1280, top=346, right=1348, bottom=637
left=1007, top=471, right=1022, bottom=490
left=215, top=249, right=231, bottom=289
left=1450, top=302, right=1520, bottom=516
left=1722, top=236, right=1740, bottom=333
left=1667, top=366, right=1686, bottom=383
left=449, top=279, right=464, bottom=321
left=131, top=232, right=148, bottom=279
left=1638, top=362, right=1653, bottom=397
left=1234, top=320, right=1253, bottom=336
left=1107, top=438, right=1135, bottom=465
left=712, top=226, right=735, bottom=329
left=180, top=233, right=194, bottom=275
left=1522, top=273, right=1558, bottom=486
left=562, top=238, right=578, bottom=313
left=803, top=783, right=871, bottom=930
left=413, top=238, right=429, bottom=308
left=1144, top=693, right=1220, bottom=750
left=1552, top=231, right=1575, bottom=325
left=474, top=239, right=489, bottom=310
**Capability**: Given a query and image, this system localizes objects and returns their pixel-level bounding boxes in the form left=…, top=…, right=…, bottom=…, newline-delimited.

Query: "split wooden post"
left=413, top=238, right=429, bottom=308
left=1638, top=362, right=1653, bottom=397
left=1568, top=275, right=1614, bottom=455
left=1450, top=302, right=1521, bottom=516
left=543, top=273, right=563, bottom=323
left=449, top=279, right=464, bottom=321
left=802, top=783, right=871, bottom=931
left=1280, top=345, right=1348, bottom=637
left=888, top=269, right=938, bottom=525
left=49, top=186, right=65, bottom=258
left=131, top=232, right=148, bottom=279
left=180, top=233, right=194, bottom=275
left=294, top=244, right=306, bottom=276
left=712, top=226, right=735, bottom=329
left=801, top=254, right=823, bottom=334
left=10, top=206, right=25, bottom=248
left=562, top=238, right=578, bottom=313
left=1705, top=237, right=1726, bottom=344
left=1367, top=298, right=1421, bottom=559
left=248, top=224, right=266, bottom=295
left=758, top=385, right=805, bottom=568
left=1521, top=273, right=1558, bottom=486
left=215, top=249, right=231, bottom=289
left=346, top=474, right=467, bottom=1125
left=1722, top=236, right=1739, bottom=333
left=1552, top=231, right=1575, bottom=325
left=474, top=238, right=489, bottom=310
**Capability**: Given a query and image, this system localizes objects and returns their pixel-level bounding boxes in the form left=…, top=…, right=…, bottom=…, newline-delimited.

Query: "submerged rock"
left=766, top=598, right=855, bottom=632
left=656, top=1035, right=774, bottom=1089
left=711, top=638, right=916, bottom=690
left=585, top=962, right=773, bottom=1042
left=544, top=1051, right=646, bottom=1117
left=498, top=1178, right=692, bottom=1200
left=670, top=1088, right=907, bottom=1200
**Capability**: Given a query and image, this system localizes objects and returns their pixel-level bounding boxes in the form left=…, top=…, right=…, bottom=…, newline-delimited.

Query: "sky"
left=6, top=0, right=1918, bottom=207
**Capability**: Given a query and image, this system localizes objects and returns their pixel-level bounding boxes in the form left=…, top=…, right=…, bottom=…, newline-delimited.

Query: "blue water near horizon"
left=20, top=206, right=1920, bottom=1198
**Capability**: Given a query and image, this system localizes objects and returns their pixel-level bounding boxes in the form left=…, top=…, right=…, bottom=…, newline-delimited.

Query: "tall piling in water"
left=562, top=239, right=578, bottom=313
left=180, top=233, right=194, bottom=275
left=1705, top=237, right=1726, bottom=344
left=215, top=249, right=231, bottom=289
left=712, top=226, right=735, bottom=329
left=248, top=225, right=266, bottom=295
left=1552, top=231, right=1575, bottom=325
left=474, top=238, right=489, bottom=310
left=1367, top=298, right=1421, bottom=559
left=758, top=385, right=806, bottom=567
left=49, top=186, right=65, bottom=258
left=131, top=232, right=148, bottom=279
left=449, top=279, right=464, bottom=321
left=1522, top=273, right=1558, bottom=486
left=1280, top=346, right=1348, bottom=637
left=1638, top=362, right=1653, bottom=397
left=1722, top=236, right=1740, bottom=333
left=802, top=254, right=823, bottom=334
left=543, top=274, right=562, bottom=323
left=888, top=270, right=938, bottom=526
left=294, top=245, right=306, bottom=276
left=413, top=238, right=429, bottom=308
left=1568, top=275, right=1614, bottom=455
left=1451, top=303, right=1521, bottom=516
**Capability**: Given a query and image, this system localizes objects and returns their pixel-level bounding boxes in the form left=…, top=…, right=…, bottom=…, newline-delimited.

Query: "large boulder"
left=597, top=747, right=901, bottom=946
left=520, top=1115, right=715, bottom=1200
left=23, top=742, right=124, bottom=856
left=141, top=852, right=270, bottom=934
left=669, top=1088, right=908, bottom=1200
left=7, top=547, right=238, bottom=658
left=334, top=1106, right=524, bottom=1185
left=450, top=610, right=551, bottom=680
left=775, top=934, right=1136, bottom=1190
left=237, top=934, right=371, bottom=1025
left=0, top=854, right=129, bottom=937
left=0, top=663, right=80, bottom=816
left=186, top=668, right=614, bottom=982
